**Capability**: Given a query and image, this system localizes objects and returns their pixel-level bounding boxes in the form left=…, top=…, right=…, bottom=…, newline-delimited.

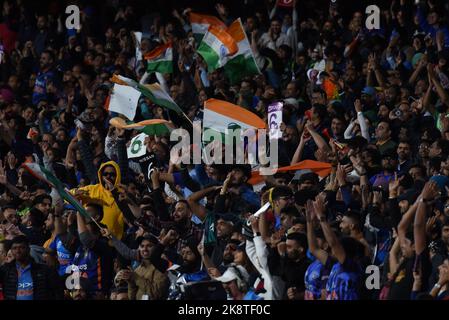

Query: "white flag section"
left=109, top=84, right=141, bottom=120
left=127, top=133, right=148, bottom=158
left=268, top=102, right=283, bottom=139
left=134, top=32, right=143, bottom=62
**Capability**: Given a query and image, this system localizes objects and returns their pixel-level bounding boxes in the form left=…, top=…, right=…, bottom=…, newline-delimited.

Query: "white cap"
left=214, top=265, right=250, bottom=284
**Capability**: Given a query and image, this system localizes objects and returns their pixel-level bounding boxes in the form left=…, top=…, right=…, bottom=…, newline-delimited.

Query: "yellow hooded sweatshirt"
left=72, top=161, right=124, bottom=239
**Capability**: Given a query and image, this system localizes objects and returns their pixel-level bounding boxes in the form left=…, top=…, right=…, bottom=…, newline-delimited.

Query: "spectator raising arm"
left=313, top=193, right=346, bottom=264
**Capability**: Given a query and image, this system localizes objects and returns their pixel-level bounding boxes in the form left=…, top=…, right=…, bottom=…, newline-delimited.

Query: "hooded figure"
left=71, top=161, right=124, bottom=239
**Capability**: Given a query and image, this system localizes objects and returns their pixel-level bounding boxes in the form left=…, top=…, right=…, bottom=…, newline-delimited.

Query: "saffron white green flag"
left=189, top=12, right=226, bottom=44
left=223, top=18, right=261, bottom=84
left=21, top=162, right=91, bottom=219
left=111, top=75, right=183, bottom=114
left=203, top=98, right=266, bottom=144
left=197, top=25, right=238, bottom=71
left=144, top=42, right=173, bottom=74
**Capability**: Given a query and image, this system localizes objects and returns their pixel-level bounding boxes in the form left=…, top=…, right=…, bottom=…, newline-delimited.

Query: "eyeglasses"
left=278, top=196, right=293, bottom=201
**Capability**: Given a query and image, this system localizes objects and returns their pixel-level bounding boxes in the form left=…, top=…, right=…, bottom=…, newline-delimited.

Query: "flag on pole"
left=188, top=12, right=226, bottom=44
left=222, top=18, right=261, bottom=84
left=107, top=83, right=141, bottom=120
left=144, top=42, right=173, bottom=74
left=111, top=75, right=184, bottom=114
left=22, top=162, right=91, bottom=219
left=197, top=25, right=238, bottom=71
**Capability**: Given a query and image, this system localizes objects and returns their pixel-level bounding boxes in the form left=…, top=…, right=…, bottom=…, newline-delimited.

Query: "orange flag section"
left=248, top=160, right=332, bottom=185
left=144, top=42, right=172, bottom=60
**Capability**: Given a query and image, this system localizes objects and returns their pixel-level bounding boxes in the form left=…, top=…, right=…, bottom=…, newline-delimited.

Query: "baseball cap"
left=214, top=265, right=250, bottom=284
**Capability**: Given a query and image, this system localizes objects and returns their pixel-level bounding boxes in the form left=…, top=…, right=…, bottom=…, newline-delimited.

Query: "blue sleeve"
left=240, top=188, right=260, bottom=207
left=193, top=164, right=213, bottom=187
left=416, top=7, right=432, bottom=34
left=340, top=186, right=352, bottom=207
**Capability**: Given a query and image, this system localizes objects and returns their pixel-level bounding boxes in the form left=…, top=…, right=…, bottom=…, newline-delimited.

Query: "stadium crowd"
left=1, top=0, right=449, bottom=300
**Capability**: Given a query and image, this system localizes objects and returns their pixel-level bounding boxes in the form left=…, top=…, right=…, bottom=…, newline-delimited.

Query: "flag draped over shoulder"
left=189, top=12, right=227, bottom=44
left=111, top=75, right=183, bottom=114
left=197, top=25, right=238, bottom=71
left=22, top=162, right=91, bottom=219
left=144, top=42, right=173, bottom=74
left=222, top=18, right=261, bottom=84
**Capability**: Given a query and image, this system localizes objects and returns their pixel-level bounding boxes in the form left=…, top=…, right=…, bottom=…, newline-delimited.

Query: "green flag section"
left=144, top=42, right=173, bottom=74
left=111, top=75, right=184, bottom=114
left=197, top=25, right=238, bottom=71
left=109, top=117, right=174, bottom=137
left=223, top=18, right=261, bottom=84
left=188, top=12, right=226, bottom=45
left=22, top=162, right=91, bottom=219
left=203, top=211, right=216, bottom=246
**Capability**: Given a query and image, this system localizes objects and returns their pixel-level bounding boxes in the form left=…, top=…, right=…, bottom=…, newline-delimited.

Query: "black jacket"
left=0, top=261, right=64, bottom=300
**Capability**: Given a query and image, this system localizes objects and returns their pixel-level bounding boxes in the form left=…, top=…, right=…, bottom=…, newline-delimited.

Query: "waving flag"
left=247, top=160, right=332, bottom=185
left=197, top=25, right=238, bottom=71
left=111, top=75, right=183, bottom=114
left=107, top=83, right=141, bottom=120
left=144, top=42, right=173, bottom=74
left=203, top=212, right=216, bottom=246
left=22, top=162, right=91, bottom=219
left=109, top=117, right=174, bottom=136
left=223, top=19, right=261, bottom=84
left=189, top=12, right=226, bottom=44
left=203, top=98, right=266, bottom=144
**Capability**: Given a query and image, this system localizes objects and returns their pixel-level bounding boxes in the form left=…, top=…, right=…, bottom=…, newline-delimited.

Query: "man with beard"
left=151, top=169, right=203, bottom=248
left=107, top=234, right=169, bottom=300
left=209, top=218, right=235, bottom=267
left=0, top=235, right=63, bottom=300
left=339, top=212, right=371, bottom=258
left=369, top=151, right=397, bottom=190
left=428, top=218, right=449, bottom=289
left=274, top=232, right=311, bottom=300
left=375, top=121, right=397, bottom=157
left=397, top=141, right=413, bottom=175
left=32, top=50, right=58, bottom=106
left=215, top=264, right=262, bottom=300
left=149, top=230, right=207, bottom=300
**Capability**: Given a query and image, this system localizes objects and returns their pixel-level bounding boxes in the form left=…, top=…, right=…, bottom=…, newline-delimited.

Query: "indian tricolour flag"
left=197, top=25, right=238, bottom=72
left=203, top=98, right=266, bottom=144
left=22, top=162, right=91, bottom=218
left=223, top=18, right=261, bottom=84
left=144, top=42, right=173, bottom=74
left=111, top=75, right=183, bottom=114
left=189, top=12, right=226, bottom=44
